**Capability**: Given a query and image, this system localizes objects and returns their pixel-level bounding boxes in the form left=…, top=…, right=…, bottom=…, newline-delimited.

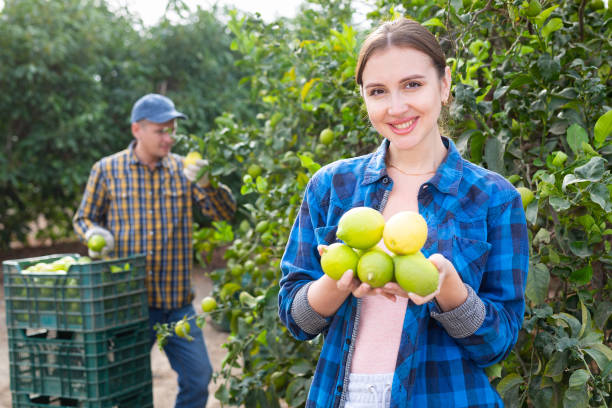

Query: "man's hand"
left=85, top=227, right=115, bottom=258
left=183, top=158, right=210, bottom=187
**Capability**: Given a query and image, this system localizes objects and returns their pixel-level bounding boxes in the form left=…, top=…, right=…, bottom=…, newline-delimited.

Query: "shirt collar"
left=362, top=137, right=463, bottom=196
left=128, top=140, right=171, bottom=169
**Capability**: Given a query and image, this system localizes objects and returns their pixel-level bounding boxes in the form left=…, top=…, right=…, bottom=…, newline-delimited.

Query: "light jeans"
left=345, top=373, right=394, bottom=408
left=149, top=304, right=212, bottom=408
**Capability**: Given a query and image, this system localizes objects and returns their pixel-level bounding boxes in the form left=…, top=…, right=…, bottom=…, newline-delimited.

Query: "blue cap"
left=130, top=93, right=187, bottom=123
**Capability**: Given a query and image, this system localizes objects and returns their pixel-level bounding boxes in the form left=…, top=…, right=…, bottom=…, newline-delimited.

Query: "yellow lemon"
left=336, top=207, right=385, bottom=250
left=184, top=151, right=202, bottom=167
left=382, top=211, right=428, bottom=255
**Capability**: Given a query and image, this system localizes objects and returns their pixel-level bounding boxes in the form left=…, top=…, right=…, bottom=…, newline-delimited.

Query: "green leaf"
left=544, top=350, right=568, bottom=377
left=584, top=344, right=612, bottom=371
left=594, top=301, right=612, bottom=330
left=526, top=263, right=550, bottom=305
left=563, top=387, right=589, bottom=408
left=589, top=183, right=612, bottom=212
left=541, top=18, right=563, bottom=41
left=496, top=373, right=524, bottom=397
left=484, top=137, right=505, bottom=174
left=552, top=312, right=582, bottom=338
left=566, top=124, right=589, bottom=154
left=256, top=329, right=268, bottom=346
left=485, top=363, right=502, bottom=379
left=423, top=18, right=446, bottom=29
left=594, top=109, right=612, bottom=147
left=289, top=358, right=312, bottom=376
left=568, top=369, right=589, bottom=388
left=574, top=157, right=606, bottom=181
left=534, top=5, right=559, bottom=26
left=549, top=196, right=571, bottom=211
left=569, top=265, right=592, bottom=285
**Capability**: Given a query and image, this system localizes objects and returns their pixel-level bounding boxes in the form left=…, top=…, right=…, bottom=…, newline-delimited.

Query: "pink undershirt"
left=350, top=166, right=428, bottom=374
left=350, top=241, right=408, bottom=374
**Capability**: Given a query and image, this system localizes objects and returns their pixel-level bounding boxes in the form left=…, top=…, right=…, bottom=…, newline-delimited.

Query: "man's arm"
left=73, top=161, right=110, bottom=241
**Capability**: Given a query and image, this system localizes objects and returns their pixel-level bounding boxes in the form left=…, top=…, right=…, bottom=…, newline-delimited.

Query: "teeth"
left=394, top=119, right=415, bottom=129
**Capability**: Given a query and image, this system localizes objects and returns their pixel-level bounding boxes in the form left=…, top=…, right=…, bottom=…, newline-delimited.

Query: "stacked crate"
left=3, top=254, right=153, bottom=408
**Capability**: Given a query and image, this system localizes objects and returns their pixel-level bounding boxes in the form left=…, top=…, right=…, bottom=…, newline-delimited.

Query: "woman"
left=279, top=17, right=528, bottom=408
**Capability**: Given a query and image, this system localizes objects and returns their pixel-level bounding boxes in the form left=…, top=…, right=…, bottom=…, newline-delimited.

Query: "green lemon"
left=393, top=252, right=439, bottom=296
left=201, top=296, right=217, bottom=312
left=320, top=243, right=359, bottom=280
left=174, top=320, right=191, bottom=338
left=516, top=186, right=535, bottom=209
left=87, top=234, right=106, bottom=252
left=356, top=249, right=394, bottom=288
left=319, top=128, right=335, bottom=145
left=247, top=164, right=262, bottom=178
left=336, top=207, right=385, bottom=250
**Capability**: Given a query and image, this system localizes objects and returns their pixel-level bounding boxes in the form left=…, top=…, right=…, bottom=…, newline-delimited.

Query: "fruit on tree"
left=336, top=207, right=385, bottom=249
left=174, top=319, right=191, bottom=338
left=201, top=296, right=217, bottom=312
left=320, top=242, right=359, bottom=280
left=382, top=211, right=428, bottom=255
left=516, top=186, right=535, bottom=209
left=319, top=128, right=335, bottom=145
left=394, top=252, right=439, bottom=296
left=247, top=164, right=262, bottom=178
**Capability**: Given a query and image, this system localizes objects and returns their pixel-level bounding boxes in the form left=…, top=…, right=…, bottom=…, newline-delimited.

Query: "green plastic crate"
left=9, top=322, right=152, bottom=400
left=11, top=381, right=153, bottom=408
left=4, top=254, right=148, bottom=331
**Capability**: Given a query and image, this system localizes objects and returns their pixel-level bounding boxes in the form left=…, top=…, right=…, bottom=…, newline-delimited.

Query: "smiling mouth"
left=392, top=118, right=416, bottom=129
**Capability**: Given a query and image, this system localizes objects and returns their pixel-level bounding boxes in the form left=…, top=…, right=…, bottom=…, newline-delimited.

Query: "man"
left=73, top=93, right=236, bottom=407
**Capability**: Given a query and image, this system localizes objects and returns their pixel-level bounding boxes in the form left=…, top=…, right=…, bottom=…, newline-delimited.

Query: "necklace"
left=387, top=162, right=437, bottom=176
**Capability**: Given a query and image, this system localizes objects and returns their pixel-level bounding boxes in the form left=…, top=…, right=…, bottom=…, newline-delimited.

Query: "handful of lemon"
left=320, top=206, right=438, bottom=296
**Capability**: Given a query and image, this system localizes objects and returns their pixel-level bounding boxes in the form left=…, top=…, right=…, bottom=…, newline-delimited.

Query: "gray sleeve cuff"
left=290, top=281, right=330, bottom=336
left=430, top=284, right=485, bottom=339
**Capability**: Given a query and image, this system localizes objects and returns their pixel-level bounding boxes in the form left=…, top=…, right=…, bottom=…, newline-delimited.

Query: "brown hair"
left=355, top=18, right=447, bottom=86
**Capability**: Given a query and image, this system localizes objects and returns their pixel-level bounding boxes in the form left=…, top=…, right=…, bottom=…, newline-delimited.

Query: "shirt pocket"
left=314, top=226, right=338, bottom=246
left=108, top=183, right=136, bottom=222
left=451, top=236, right=491, bottom=290
left=163, top=189, right=187, bottom=227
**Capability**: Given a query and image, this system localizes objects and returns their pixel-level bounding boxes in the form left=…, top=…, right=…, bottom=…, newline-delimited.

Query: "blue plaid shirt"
left=279, top=137, right=529, bottom=407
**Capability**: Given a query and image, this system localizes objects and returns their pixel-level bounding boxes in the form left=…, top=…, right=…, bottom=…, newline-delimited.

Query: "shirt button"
left=345, top=338, right=351, bottom=345
left=149, top=231, right=154, bottom=235
left=382, top=176, right=389, bottom=184
left=148, top=271, right=153, bottom=276
left=149, top=210, right=153, bottom=214
left=337, top=385, right=343, bottom=392
left=149, top=251, right=153, bottom=255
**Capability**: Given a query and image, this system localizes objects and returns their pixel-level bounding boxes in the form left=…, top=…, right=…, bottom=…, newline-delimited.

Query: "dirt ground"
left=0, top=242, right=229, bottom=408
